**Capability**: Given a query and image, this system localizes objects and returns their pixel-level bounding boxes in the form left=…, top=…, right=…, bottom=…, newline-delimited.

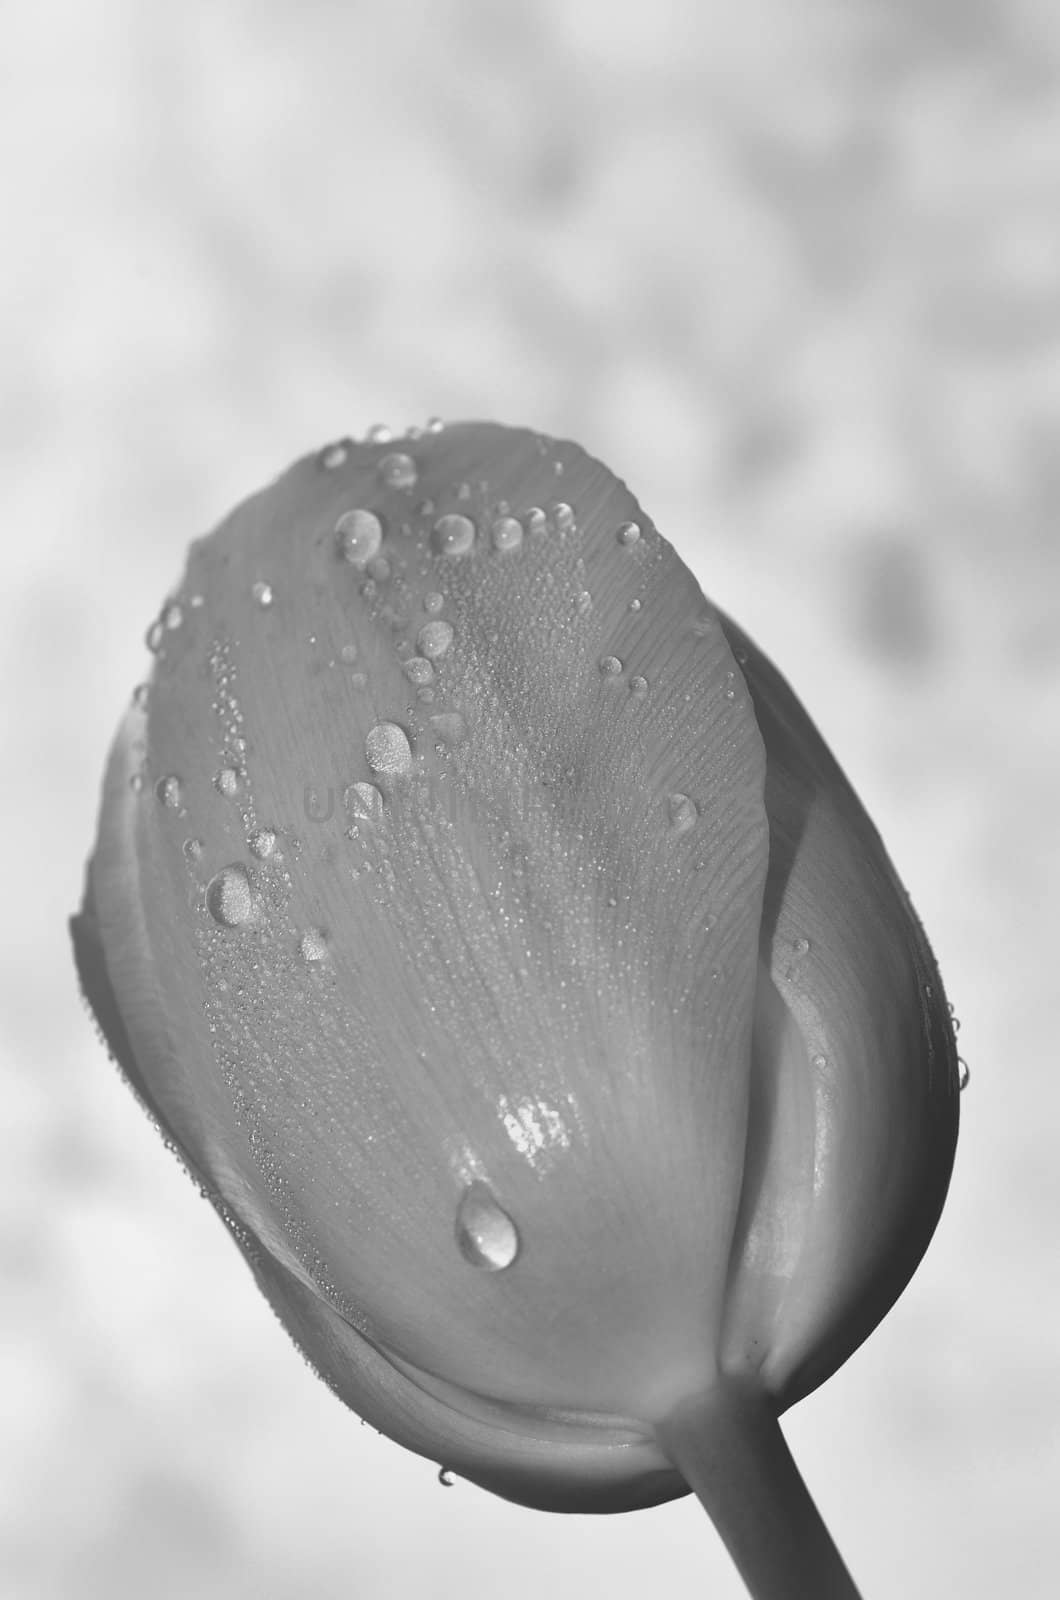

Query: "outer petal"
left=74, top=424, right=771, bottom=1504
left=716, top=616, right=960, bottom=1408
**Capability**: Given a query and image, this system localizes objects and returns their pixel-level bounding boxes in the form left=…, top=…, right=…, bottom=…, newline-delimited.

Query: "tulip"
left=72, top=423, right=960, bottom=1599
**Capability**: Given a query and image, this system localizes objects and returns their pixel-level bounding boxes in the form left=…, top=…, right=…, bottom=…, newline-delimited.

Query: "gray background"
left=4, top=1, right=1058, bottom=1596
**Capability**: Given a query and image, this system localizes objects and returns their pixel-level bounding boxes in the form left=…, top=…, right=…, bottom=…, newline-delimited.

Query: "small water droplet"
left=491, top=515, right=523, bottom=552
left=249, top=828, right=277, bottom=859
left=628, top=598, right=642, bottom=612
left=438, top=1467, right=455, bottom=1487
left=426, top=416, right=445, bottom=433
left=667, top=793, right=699, bottom=834
left=129, top=772, right=145, bottom=793
left=573, top=591, right=592, bottom=616
left=350, top=671, right=368, bottom=690
left=378, top=451, right=417, bottom=490
left=812, top=1052, right=828, bottom=1069
left=424, top=591, right=445, bottom=615
left=403, top=655, right=435, bottom=686
left=215, top=767, right=242, bottom=799
left=155, top=774, right=182, bottom=809
left=299, top=927, right=329, bottom=963
left=616, top=521, right=641, bottom=546
left=132, top=683, right=150, bottom=709
left=366, top=423, right=392, bottom=443
left=793, top=936, right=810, bottom=956
left=346, top=781, right=384, bottom=821
left=455, top=1181, right=519, bottom=1271
left=958, top=1057, right=970, bottom=1091
left=429, top=712, right=466, bottom=746
left=629, top=675, right=648, bottom=695
left=206, top=864, right=256, bottom=927
left=252, top=580, right=274, bottom=608
left=340, top=643, right=358, bottom=664
left=183, top=837, right=204, bottom=862
left=162, top=601, right=184, bottom=631
left=366, top=722, right=412, bottom=779
left=320, top=440, right=350, bottom=469
left=145, top=620, right=165, bottom=654
left=525, top=507, right=547, bottom=537
left=417, top=619, right=454, bottom=659
left=599, top=655, right=623, bottom=677
left=552, top=502, right=575, bottom=532
left=432, top=513, right=475, bottom=557
left=336, top=509, right=383, bottom=567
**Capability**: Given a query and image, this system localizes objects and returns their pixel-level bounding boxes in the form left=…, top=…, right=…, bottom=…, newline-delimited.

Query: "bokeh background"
left=4, top=1, right=1059, bottom=1596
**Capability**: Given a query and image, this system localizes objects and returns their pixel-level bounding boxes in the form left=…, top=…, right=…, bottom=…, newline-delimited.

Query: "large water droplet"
left=155, top=774, right=182, bottom=810
left=433, top=513, right=475, bottom=557
left=346, top=781, right=384, bottom=821
left=215, top=767, right=242, bottom=799
left=616, top=521, right=641, bottom=546
left=490, top=515, right=523, bottom=552
left=455, top=1181, right=520, bottom=1271
left=403, top=656, right=435, bottom=686
left=667, top=793, right=699, bottom=834
left=552, top=502, right=575, bottom=532
left=378, top=451, right=418, bottom=490
left=299, top=927, right=329, bottom=963
left=599, top=655, right=623, bottom=677
left=336, top=509, right=384, bottom=567
left=525, top=507, right=547, bottom=537
left=366, top=722, right=412, bottom=779
left=417, top=619, right=454, bottom=660
left=206, top=864, right=256, bottom=927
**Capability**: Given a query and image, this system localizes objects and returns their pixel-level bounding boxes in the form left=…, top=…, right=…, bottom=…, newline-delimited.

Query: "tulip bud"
left=72, top=423, right=959, bottom=1598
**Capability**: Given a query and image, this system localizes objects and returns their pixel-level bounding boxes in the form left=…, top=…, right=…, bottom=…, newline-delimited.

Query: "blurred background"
left=3, top=0, right=1059, bottom=1595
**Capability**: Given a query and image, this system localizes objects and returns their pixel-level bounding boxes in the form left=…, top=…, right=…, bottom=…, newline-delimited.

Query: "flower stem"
left=654, top=1380, right=863, bottom=1600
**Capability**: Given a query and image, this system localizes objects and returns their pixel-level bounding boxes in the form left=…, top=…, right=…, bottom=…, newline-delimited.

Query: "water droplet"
left=129, top=772, right=145, bottom=793
left=340, top=643, right=358, bottom=664
left=616, top=521, right=641, bottom=546
left=438, top=1467, right=455, bottom=1487
left=189, top=594, right=204, bottom=609
left=336, top=509, right=383, bottom=567
left=132, top=683, right=150, bottom=709
left=346, top=781, right=384, bottom=821
left=155, top=774, right=182, bottom=809
left=667, top=793, right=699, bottom=834
left=812, top=1052, right=828, bottom=1070
left=629, top=598, right=642, bottom=612
left=366, top=423, right=392, bottom=443
left=162, top=601, right=184, bottom=631
left=403, top=655, right=435, bottom=686
left=299, top=927, right=329, bottom=963
left=366, top=722, right=412, bottom=779
left=629, top=675, right=648, bottom=695
left=215, top=767, right=242, bottom=799
left=424, top=591, right=445, bottom=615
left=145, top=620, right=165, bottom=653
left=378, top=451, right=418, bottom=490
left=432, top=513, right=475, bottom=557
left=252, top=580, right=274, bottom=608
left=183, top=837, right=204, bottom=862
left=455, top=1181, right=519, bottom=1271
left=552, top=502, right=575, bottom=532
left=320, top=440, right=350, bottom=469
left=417, top=619, right=454, bottom=660
left=429, top=712, right=466, bottom=746
left=958, top=1057, right=970, bottom=1091
left=249, top=828, right=277, bottom=859
left=573, top=591, right=592, bottom=616
left=599, top=655, right=623, bottom=677
left=206, top=864, right=256, bottom=927
left=525, top=507, right=547, bottom=537
left=350, top=671, right=368, bottom=690
left=793, top=936, right=810, bottom=956
left=491, top=515, right=523, bottom=552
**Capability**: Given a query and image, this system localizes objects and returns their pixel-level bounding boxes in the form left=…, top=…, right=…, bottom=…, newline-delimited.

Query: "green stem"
left=655, top=1380, right=863, bottom=1600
